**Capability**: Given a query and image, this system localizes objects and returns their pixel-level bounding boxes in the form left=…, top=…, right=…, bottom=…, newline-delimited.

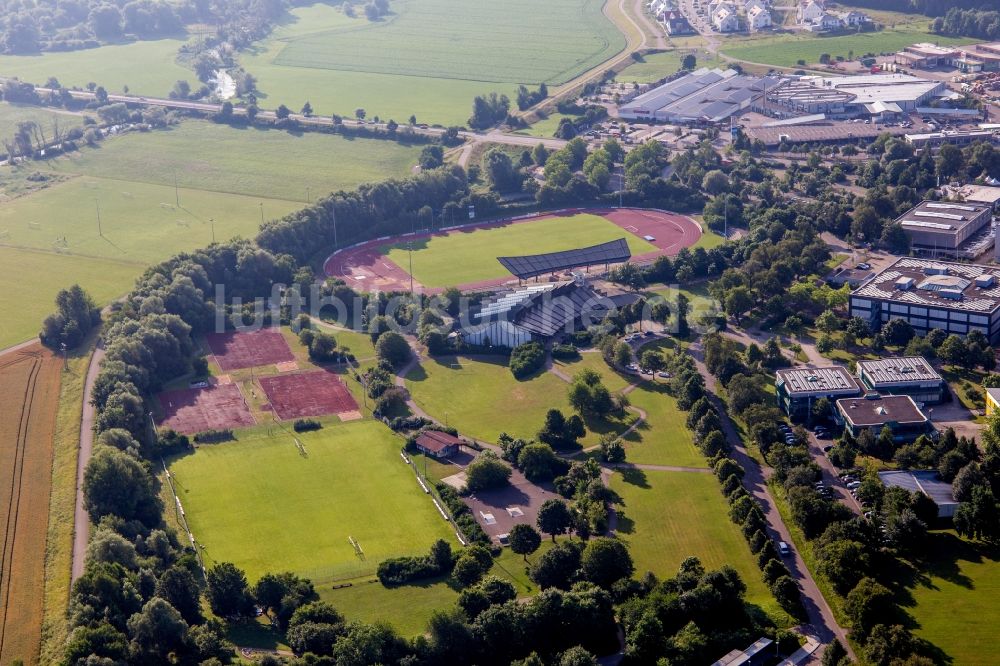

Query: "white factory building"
left=618, top=68, right=781, bottom=123
left=763, top=73, right=946, bottom=118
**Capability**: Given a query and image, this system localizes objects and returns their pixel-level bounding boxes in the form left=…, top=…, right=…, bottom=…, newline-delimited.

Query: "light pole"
left=209, top=218, right=215, bottom=244
left=259, top=202, right=264, bottom=225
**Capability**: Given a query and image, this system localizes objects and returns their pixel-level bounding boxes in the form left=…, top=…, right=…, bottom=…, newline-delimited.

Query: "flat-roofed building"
left=879, top=470, right=957, bottom=518
left=775, top=366, right=862, bottom=419
left=764, top=73, right=944, bottom=117
left=894, top=200, right=993, bottom=258
left=972, top=43, right=1000, bottom=71
left=618, top=68, right=781, bottom=123
left=850, top=257, right=1000, bottom=344
left=894, top=43, right=959, bottom=69
left=856, top=356, right=946, bottom=404
left=835, top=394, right=932, bottom=443
left=905, top=130, right=1000, bottom=151
left=986, top=387, right=1000, bottom=417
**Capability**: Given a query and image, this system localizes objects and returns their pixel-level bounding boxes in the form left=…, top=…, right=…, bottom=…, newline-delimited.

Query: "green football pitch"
left=383, top=213, right=656, bottom=288
left=167, top=420, right=455, bottom=583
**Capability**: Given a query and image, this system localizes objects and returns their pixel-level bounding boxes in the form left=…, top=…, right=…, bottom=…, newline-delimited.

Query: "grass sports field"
left=610, top=469, right=788, bottom=622
left=0, top=345, right=62, bottom=664
left=244, top=0, right=625, bottom=124
left=720, top=27, right=976, bottom=68
left=43, top=121, right=422, bottom=202
left=168, top=420, right=454, bottom=583
left=0, top=38, right=193, bottom=99
left=383, top=214, right=656, bottom=288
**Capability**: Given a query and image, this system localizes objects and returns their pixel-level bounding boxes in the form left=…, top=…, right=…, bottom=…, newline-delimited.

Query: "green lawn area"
left=168, top=420, right=456, bottom=584
left=0, top=246, right=141, bottom=349
left=621, top=381, right=707, bottom=468
left=42, top=121, right=421, bottom=201
left=384, top=214, right=656, bottom=288
left=720, top=27, right=976, bottom=68
left=406, top=355, right=575, bottom=444
left=610, top=469, right=788, bottom=622
left=616, top=51, right=727, bottom=84
left=905, top=531, right=1000, bottom=664
left=243, top=0, right=625, bottom=124
left=515, top=113, right=574, bottom=138
left=320, top=542, right=553, bottom=637
left=0, top=102, right=86, bottom=145
left=0, top=174, right=302, bottom=264
left=554, top=352, right=632, bottom=393
left=0, top=38, right=194, bottom=99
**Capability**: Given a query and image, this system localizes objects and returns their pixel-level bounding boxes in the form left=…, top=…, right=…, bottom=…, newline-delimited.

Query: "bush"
left=551, top=344, right=580, bottom=360
left=375, top=331, right=412, bottom=367
left=193, top=429, right=234, bottom=444
left=435, top=482, right=492, bottom=546
left=293, top=419, right=322, bottom=433
left=510, top=341, right=546, bottom=378
left=376, top=556, right=441, bottom=586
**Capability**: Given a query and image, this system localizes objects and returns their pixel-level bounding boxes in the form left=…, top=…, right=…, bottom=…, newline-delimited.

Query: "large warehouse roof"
left=497, top=238, right=631, bottom=279
left=851, top=257, right=1000, bottom=314
left=618, top=68, right=781, bottom=123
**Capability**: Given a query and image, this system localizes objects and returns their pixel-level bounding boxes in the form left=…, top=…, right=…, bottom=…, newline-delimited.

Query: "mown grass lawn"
left=905, top=531, right=1000, bottom=665
left=43, top=121, right=421, bottom=201
left=610, top=469, right=789, bottom=623
left=383, top=214, right=656, bottom=288
left=621, top=381, right=708, bottom=468
left=167, top=420, right=455, bottom=583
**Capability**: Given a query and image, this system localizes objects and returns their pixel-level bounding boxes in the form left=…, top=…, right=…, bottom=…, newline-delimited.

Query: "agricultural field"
left=43, top=121, right=422, bottom=202
left=0, top=344, right=62, bottom=665
left=0, top=38, right=193, bottom=99
left=720, top=26, right=976, bottom=68
left=0, top=247, right=140, bottom=351
left=167, top=419, right=455, bottom=584
left=906, top=531, right=1000, bottom=664
left=0, top=102, right=85, bottom=147
left=610, top=469, right=788, bottom=622
left=243, top=0, right=625, bottom=124
left=382, top=214, right=656, bottom=288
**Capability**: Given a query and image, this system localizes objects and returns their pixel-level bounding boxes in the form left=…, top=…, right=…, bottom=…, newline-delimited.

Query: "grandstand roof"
left=496, top=238, right=631, bottom=280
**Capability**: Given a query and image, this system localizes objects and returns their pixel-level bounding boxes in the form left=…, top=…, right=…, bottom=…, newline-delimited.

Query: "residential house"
left=747, top=5, right=772, bottom=31
left=713, top=6, right=740, bottom=32
left=810, top=12, right=842, bottom=31
left=797, top=0, right=824, bottom=24
left=836, top=10, right=867, bottom=27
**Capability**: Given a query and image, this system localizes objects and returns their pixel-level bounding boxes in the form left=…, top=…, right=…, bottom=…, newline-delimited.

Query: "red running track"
left=322, top=207, right=702, bottom=294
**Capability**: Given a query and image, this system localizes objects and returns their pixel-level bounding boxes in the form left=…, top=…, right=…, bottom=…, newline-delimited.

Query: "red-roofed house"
left=415, top=430, right=462, bottom=458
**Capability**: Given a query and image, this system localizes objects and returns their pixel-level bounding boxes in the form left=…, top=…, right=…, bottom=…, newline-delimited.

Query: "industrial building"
left=774, top=366, right=862, bottom=420
left=893, top=43, right=960, bottom=69
left=762, top=73, right=945, bottom=118
left=905, top=130, right=999, bottom=151
left=894, top=200, right=993, bottom=259
left=618, top=68, right=781, bottom=123
left=834, top=394, right=932, bottom=443
left=849, top=258, right=1000, bottom=344
left=855, top=356, right=947, bottom=405
left=879, top=470, right=958, bottom=518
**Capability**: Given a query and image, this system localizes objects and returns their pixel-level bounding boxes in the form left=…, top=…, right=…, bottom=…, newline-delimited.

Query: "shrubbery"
left=376, top=539, right=454, bottom=586
left=509, top=341, right=546, bottom=378
left=293, top=419, right=322, bottom=433
left=193, top=429, right=234, bottom=444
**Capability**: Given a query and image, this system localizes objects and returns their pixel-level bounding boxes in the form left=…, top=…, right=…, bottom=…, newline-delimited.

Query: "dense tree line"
left=932, top=7, right=1000, bottom=38
left=832, top=0, right=986, bottom=17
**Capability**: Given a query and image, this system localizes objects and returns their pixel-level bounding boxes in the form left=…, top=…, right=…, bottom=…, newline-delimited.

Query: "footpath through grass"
left=383, top=214, right=656, bottom=288
left=167, top=420, right=455, bottom=583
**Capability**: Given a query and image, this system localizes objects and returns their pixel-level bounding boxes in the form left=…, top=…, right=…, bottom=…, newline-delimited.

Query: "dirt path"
left=687, top=339, right=853, bottom=660
left=70, top=344, right=103, bottom=582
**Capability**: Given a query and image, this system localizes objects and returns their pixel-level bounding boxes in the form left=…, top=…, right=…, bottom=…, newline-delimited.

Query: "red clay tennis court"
left=205, top=329, right=295, bottom=371
left=259, top=370, right=359, bottom=420
left=158, top=383, right=255, bottom=434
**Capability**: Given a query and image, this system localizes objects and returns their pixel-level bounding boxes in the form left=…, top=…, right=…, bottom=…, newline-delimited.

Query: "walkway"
left=687, top=339, right=853, bottom=660
left=70, top=344, right=104, bottom=581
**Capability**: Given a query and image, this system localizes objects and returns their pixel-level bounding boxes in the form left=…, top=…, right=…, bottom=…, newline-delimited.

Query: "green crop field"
left=43, top=121, right=421, bottom=201
left=383, top=213, right=656, bottom=288
left=906, top=531, right=1000, bottom=664
left=168, top=420, right=455, bottom=583
left=720, top=27, right=976, bottom=68
left=272, top=0, right=623, bottom=85
left=0, top=103, right=86, bottom=146
left=244, top=0, right=625, bottom=124
left=0, top=38, right=193, bottom=99
left=610, top=469, right=788, bottom=621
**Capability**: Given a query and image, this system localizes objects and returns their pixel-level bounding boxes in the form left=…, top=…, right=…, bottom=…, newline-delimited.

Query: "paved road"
left=688, top=339, right=854, bottom=660
left=70, top=344, right=103, bottom=582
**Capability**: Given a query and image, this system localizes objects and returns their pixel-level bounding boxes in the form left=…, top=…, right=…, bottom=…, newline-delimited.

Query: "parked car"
left=847, top=481, right=861, bottom=490
left=656, top=371, right=671, bottom=378
left=857, top=262, right=871, bottom=270
left=778, top=541, right=791, bottom=557
left=822, top=445, right=834, bottom=453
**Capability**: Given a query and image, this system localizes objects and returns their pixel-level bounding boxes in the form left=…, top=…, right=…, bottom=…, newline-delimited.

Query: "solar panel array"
left=497, top=238, right=631, bottom=280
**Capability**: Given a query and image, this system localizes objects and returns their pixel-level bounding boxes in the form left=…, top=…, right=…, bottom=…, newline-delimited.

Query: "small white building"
left=836, top=10, right=867, bottom=27
left=808, top=12, right=841, bottom=31
left=747, top=5, right=772, bottom=31
left=797, top=0, right=824, bottom=24
left=713, top=6, right=740, bottom=32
